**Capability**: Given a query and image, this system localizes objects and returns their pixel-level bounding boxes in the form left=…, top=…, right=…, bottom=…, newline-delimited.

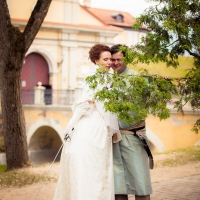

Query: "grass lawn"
left=130, top=56, right=194, bottom=78
left=0, top=166, right=56, bottom=188
left=0, top=165, right=7, bottom=173
left=154, top=146, right=200, bottom=168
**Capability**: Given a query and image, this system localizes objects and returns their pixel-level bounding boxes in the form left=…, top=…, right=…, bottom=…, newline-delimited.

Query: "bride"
left=53, top=44, right=119, bottom=200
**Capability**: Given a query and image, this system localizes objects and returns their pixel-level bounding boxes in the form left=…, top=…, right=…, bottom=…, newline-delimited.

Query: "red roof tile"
left=82, top=6, right=136, bottom=27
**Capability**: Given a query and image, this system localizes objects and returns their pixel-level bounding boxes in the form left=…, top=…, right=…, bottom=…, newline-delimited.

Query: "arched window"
left=22, top=53, right=50, bottom=104
left=22, top=53, right=49, bottom=90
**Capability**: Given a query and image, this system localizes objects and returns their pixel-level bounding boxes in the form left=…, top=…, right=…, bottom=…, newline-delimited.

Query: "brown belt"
left=129, top=126, right=154, bottom=170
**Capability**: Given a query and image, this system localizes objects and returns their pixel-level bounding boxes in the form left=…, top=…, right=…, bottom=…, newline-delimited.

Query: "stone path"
left=129, top=174, right=200, bottom=200
left=0, top=159, right=200, bottom=200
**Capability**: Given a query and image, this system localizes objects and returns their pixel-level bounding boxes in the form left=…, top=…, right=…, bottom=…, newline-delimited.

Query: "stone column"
left=34, top=82, right=45, bottom=105
left=68, top=47, right=77, bottom=89
left=65, top=0, right=79, bottom=24
left=60, top=47, right=69, bottom=90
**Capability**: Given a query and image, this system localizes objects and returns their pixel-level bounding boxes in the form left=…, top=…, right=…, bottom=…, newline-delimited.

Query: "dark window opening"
left=111, top=13, right=124, bottom=23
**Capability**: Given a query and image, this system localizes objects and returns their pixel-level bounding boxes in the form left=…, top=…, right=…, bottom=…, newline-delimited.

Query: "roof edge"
left=80, top=5, right=108, bottom=26
left=11, top=18, right=123, bottom=32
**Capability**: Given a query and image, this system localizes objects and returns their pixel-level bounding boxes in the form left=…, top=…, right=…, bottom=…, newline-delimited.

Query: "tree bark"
left=23, top=0, right=53, bottom=52
left=1, top=64, right=28, bottom=169
left=0, top=0, right=52, bottom=170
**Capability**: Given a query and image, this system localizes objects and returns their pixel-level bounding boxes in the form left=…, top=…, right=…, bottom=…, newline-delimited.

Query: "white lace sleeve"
left=107, top=127, right=120, bottom=137
left=63, top=100, right=95, bottom=138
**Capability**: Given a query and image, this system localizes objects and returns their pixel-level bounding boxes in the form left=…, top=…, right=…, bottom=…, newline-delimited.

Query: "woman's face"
left=95, top=51, right=112, bottom=69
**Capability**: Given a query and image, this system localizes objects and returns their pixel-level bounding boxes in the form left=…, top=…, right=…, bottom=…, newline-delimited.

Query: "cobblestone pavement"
left=129, top=174, right=200, bottom=200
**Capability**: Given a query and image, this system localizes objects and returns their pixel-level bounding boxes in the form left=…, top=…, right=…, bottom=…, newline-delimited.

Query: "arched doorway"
left=22, top=53, right=50, bottom=104
left=28, top=126, right=62, bottom=165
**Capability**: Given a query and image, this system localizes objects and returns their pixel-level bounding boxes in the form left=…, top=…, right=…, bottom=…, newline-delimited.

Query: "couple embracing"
left=53, top=44, right=152, bottom=200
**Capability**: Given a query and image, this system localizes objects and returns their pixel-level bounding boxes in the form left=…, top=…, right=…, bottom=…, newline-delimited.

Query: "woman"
left=53, top=44, right=119, bottom=200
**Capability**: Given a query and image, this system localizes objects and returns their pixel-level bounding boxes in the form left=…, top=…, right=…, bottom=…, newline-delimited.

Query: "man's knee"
left=115, top=194, right=128, bottom=200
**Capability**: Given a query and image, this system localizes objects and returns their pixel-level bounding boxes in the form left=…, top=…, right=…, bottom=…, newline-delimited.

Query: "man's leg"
left=115, top=194, right=150, bottom=200
left=135, top=195, right=150, bottom=200
left=115, top=194, right=128, bottom=200
left=119, top=134, right=152, bottom=199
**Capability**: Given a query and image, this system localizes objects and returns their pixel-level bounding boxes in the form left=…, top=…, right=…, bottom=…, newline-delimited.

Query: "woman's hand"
left=63, top=125, right=74, bottom=141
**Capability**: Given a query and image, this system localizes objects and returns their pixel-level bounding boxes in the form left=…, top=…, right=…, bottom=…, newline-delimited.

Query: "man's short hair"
left=110, top=44, right=128, bottom=57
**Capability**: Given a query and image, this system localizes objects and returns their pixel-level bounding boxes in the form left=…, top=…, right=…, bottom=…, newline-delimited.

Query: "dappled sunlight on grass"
left=154, top=146, right=200, bottom=168
left=0, top=165, right=6, bottom=173
left=0, top=168, right=57, bottom=188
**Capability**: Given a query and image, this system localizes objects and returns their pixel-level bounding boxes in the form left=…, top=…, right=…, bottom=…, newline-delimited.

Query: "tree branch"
left=176, top=26, right=200, bottom=59
left=185, top=48, right=200, bottom=59
left=22, top=0, right=52, bottom=53
left=166, top=39, right=179, bottom=48
left=0, top=0, right=12, bottom=50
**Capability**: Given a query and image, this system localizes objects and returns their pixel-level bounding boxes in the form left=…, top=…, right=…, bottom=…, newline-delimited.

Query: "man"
left=111, top=44, right=152, bottom=200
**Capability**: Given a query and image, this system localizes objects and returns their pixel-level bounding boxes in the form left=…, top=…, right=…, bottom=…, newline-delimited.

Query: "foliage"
left=132, top=0, right=200, bottom=66
left=86, top=0, right=200, bottom=133
left=131, top=0, right=200, bottom=132
left=86, top=68, right=178, bottom=124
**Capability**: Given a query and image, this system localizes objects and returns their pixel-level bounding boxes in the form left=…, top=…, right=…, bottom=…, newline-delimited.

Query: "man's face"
left=111, top=52, right=127, bottom=74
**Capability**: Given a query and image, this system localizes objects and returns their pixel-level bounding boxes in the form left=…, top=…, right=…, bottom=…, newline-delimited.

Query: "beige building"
left=9, top=0, right=147, bottom=92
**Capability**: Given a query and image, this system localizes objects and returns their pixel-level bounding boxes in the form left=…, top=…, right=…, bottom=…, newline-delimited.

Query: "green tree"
left=0, top=0, right=52, bottom=170
left=132, top=0, right=200, bottom=133
left=86, top=0, right=200, bottom=133
left=86, top=68, right=178, bottom=124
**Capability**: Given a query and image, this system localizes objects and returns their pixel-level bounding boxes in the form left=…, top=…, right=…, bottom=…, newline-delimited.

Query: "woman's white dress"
left=53, top=76, right=119, bottom=200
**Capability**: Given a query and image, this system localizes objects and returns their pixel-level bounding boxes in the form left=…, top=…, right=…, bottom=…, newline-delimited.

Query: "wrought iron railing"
left=21, top=89, right=76, bottom=105
left=22, top=90, right=35, bottom=104
left=44, top=89, right=75, bottom=105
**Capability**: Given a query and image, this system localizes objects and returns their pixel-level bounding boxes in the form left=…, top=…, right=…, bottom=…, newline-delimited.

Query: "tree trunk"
left=1, top=60, right=28, bottom=169
left=0, top=0, right=52, bottom=170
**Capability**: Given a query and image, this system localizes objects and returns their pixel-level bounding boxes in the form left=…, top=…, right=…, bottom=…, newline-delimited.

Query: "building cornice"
left=11, top=18, right=123, bottom=34
left=23, top=104, right=72, bottom=111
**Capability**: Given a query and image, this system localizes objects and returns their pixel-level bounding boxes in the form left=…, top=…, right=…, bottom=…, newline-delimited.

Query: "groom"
left=111, top=44, right=152, bottom=200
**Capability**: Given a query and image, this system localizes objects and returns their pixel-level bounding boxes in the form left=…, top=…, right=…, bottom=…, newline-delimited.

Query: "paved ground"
left=129, top=174, right=200, bottom=200
left=0, top=157, right=200, bottom=200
